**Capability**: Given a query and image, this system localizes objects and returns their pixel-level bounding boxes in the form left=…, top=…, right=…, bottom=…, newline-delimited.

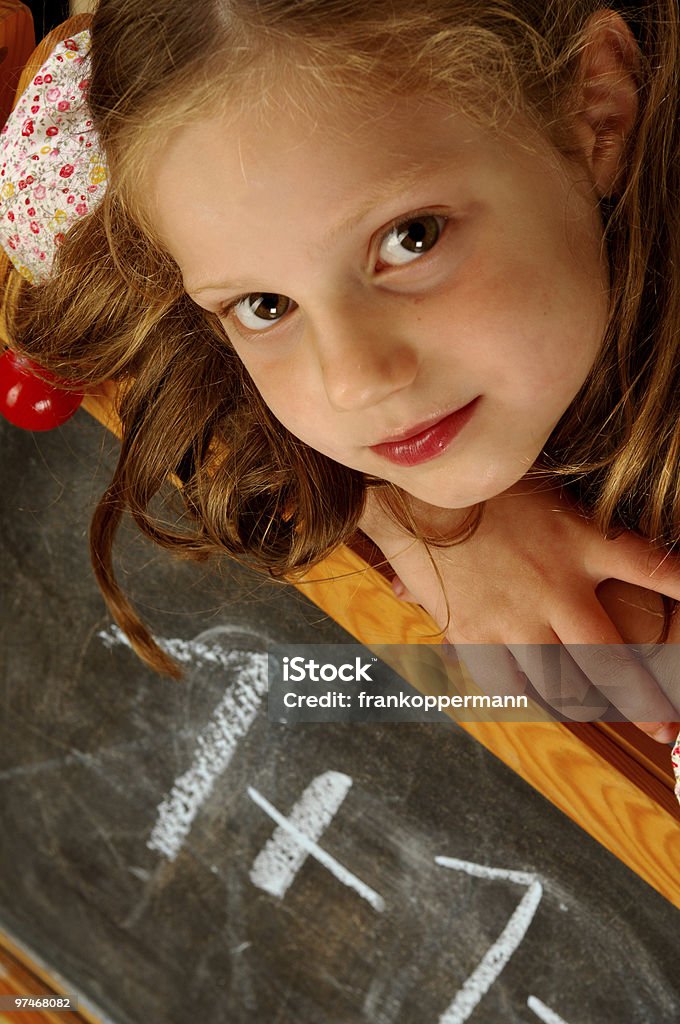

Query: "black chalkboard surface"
left=1, top=411, right=679, bottom=1024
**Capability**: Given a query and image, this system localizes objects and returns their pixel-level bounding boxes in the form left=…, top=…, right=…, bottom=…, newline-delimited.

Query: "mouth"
left=368, top=397, right=480, bottom=467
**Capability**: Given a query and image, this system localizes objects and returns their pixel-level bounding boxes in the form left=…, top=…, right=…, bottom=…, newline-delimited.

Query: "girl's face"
left=152, top=89, right=609, bottom=507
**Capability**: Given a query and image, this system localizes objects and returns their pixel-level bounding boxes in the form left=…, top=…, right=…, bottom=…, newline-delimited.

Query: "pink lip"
left=369, top=397, right=480, bottom=467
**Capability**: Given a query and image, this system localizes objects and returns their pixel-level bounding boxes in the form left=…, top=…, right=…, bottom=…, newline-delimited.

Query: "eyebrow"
left=186, top=161, right=442, bottom=296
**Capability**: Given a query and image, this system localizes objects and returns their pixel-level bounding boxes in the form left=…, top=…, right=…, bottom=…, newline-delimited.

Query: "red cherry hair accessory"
left=0, top=348, right=83, bottom=430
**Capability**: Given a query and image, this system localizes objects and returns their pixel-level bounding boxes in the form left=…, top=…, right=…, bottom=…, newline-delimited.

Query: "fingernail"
left=649, top=723, right=678, bottom=744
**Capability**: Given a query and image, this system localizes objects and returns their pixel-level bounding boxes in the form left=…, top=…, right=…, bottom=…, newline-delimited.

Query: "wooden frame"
left=2, top=16, right=679, bottom=912
left=0, top=927, right=99, bottom=1024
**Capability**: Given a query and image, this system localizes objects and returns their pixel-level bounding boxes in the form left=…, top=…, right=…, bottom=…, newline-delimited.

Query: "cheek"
left=243, top=357, right=330, bottom=442
left=235, top=353, right=292, bottom=419
left=448, top=236, right=607, bottom=396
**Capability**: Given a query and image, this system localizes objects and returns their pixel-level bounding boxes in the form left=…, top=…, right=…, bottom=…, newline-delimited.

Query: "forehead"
left=147, top=87, right=540, bottom=289
left=151, top=88, right=463, bottom=200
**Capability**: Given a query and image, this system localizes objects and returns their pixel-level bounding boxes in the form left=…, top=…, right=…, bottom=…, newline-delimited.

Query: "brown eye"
left=379, top=213, right=447, bottom=266
left=231, top=292, right=296, bottom=331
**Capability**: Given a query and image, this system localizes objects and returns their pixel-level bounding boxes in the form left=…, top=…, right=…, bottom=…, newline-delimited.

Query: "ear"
left=572, top=10, right=641, bottom=197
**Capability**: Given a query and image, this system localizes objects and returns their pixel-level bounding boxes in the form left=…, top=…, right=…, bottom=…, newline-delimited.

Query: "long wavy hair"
left=3, top=0, right=680, bottom=676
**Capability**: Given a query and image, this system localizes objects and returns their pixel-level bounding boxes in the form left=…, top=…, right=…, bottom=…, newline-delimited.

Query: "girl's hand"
left=359, top=482, right=680, bottom=741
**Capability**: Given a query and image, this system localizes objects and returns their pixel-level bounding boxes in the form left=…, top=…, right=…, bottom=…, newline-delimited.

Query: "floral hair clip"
left=0, top=29, right=105, bottom=426
left=0, top=28, right=107, bottom=285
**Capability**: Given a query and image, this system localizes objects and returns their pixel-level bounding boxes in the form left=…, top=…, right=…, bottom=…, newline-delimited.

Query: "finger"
left=587, top=530, right=680, bottom=600
left=553, top=601, right=680, bottom=738
left=453, top=643, right=529, bottom=700
left=507, top=643, right=608, bottom=722
left=630, top=722, right=680, bottom=744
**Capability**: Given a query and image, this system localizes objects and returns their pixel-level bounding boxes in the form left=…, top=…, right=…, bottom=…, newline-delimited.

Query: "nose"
left=310, top=294, right=420, bottom=412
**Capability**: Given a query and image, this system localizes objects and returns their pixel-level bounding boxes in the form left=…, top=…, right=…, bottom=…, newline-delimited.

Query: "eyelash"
left=217, top=208, right=449, bottom=333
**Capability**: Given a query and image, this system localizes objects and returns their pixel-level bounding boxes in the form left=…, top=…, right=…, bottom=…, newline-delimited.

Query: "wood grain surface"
left=0, top=930, right=100, bottom=1024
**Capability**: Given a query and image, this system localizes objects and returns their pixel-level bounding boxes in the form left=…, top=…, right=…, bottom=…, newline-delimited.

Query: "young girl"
left=2, top=0, right=680, bottom=795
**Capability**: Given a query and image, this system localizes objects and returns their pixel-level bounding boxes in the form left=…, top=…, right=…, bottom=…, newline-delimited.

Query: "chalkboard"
left=1, top=410, right=679, bottom=1024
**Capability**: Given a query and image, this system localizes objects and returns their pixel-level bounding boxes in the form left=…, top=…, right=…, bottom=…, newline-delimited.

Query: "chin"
left=402, top=483, right=491, bottom=510
left=470, top=452, right=541, bottom=501
left=407, top=461, right=532, bottom=509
